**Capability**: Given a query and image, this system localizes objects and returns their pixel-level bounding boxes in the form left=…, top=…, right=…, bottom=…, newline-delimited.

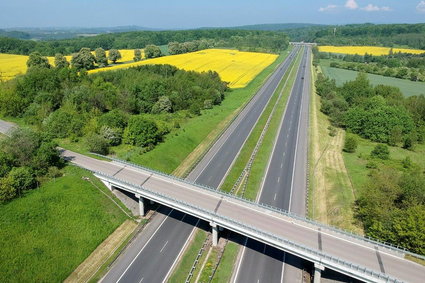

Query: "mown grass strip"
left=168, top=229, right=208, bottom=283
left=117, top=49, right=293, bottom=174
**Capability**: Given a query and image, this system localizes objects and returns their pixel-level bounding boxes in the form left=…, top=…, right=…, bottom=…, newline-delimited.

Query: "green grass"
left=210, top=242, right=239, bottom=283
left=220, top=48, right=301, bottom=199
left=198, top=247, right=220, bottom=282
left=112, top=50, right=292, bottom=174
left=0, top=165, right=128, bottom=283
left=320, top=59, right=425, bottom=97
left=343, top=137, right=425, bottom=192
left=168, top=229, right=208, bottom=283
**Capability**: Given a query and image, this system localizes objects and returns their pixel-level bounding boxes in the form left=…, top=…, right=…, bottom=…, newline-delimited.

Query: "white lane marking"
left=162, top=219, right=200, bottom=283
left=116, top=209, right=174, bottom=283
left=232, top=238, right=249, bottom=283
left=280, top=253, right=287, bottom=283
left=160, top=241, right=168, bottom=253
left=280, top=163, right=283, bottom=168
left=277, top=177, right=280, bottom=183
left=274, top=193, right=277, bottom=201
left=139, top=277, right=144, bottom=283
left=256, top=51, right=301, bottom=202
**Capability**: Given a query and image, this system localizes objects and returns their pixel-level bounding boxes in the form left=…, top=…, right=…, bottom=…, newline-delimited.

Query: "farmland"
left=320, top=59, right=425, bottom=97
left=90, top=49, right=278, bottom=88
left=0, top=49, right=143, bottom=80
left=318, top=45, right=425, bottom=56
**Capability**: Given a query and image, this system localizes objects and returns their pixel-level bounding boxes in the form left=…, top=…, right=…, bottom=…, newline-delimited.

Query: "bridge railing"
left=88, top=152, right=425, bottom=261
left=88, top=169, right=402, bottom=283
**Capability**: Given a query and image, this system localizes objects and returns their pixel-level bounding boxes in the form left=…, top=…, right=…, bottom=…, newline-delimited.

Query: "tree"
left=95, top=47, right=108, bottom=67
left=151, top=96, right=172, bottom=114
left=108, top=49, right=122, bottom=64
left=343, top=134, right=358, bottom=153
left=133, top=49, right=142, bottom=62
left=1, top=128, right=40, bottom=167
left=7, top=166, right=35, bottom=196
left=0, top=175, right=17, bottom=202
left=27, top=52, right=51, bottom=69
left=371, top=144, right=390, bottom=160
left=123, top=116, right=160, bottom=147
left=168, top=42, right=182, bottom=55
left=71, top=48, right=96, bottom=70
left=54, top=53, right=69, bottom=69
left=85, top=133, right=109, bottom=155
left=403, top=136, right=414, bottom=150
left=144, top=45, right=162, bottom=59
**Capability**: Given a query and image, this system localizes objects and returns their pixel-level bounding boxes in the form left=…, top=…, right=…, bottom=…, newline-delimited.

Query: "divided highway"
left=233, top=47, right=311, bottom=283
left=101, top=47, right=301, bottom=283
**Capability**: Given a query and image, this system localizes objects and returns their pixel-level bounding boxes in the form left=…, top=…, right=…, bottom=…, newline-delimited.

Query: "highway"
left=100, top=47, right=300, bottom=283
left=61, top=148, right=425, bottom=283
left=233, top=47, right=310, bottom=282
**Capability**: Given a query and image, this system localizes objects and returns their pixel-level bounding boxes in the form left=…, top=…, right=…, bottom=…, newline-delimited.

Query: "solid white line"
left=162, top=219, right=200, bottom=283
left=288, top=49, right=307, bottom=212
left=116, top=209, right=174, bottom=283
left=139, top=277, right=144, bottom=283
left=232, top=237, right=249, bottom=283
left=159, top=241, right=168, bottom=253
left=256, top=49, right=301, bottom=202
left=280, top=253, right=287, bottom=283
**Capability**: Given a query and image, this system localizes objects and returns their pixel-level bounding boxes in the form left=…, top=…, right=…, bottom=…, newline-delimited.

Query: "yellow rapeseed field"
left=0, top=49, right=142, bottom=81
left=318, top=45, right=425, bottom=56
left=90, top=49, right=278, bottom=88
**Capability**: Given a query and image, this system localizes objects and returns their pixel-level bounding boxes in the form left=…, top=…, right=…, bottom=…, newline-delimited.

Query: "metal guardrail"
left=86, top=169, right=402, bottom=283
left=88, top=152, right=425, bottom=262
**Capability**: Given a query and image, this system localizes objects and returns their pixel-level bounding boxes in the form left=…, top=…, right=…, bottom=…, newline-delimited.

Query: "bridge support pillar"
left=313, top=263, right=325, bottom=283
left=136, top=195, right=146, bottom=216
left=211, top=223, right=219, bottom=246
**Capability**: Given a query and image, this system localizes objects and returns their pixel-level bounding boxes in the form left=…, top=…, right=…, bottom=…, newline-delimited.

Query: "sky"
left=0, top=0, right=424, bottom=29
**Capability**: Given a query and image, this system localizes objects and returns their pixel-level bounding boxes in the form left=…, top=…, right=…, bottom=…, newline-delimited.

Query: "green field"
left=0, top=166, right=129, bottom=282
left=320, top=59, right=425, bottom=97
left=112, top=50, right=292, bottom=174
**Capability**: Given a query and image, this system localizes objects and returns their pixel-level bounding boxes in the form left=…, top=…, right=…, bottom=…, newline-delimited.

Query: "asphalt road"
left=233, top=47, right=311, bottom=283
left=101, top=47, right=301, bottom=283
left=0, top=120, right=16, bottom=135
left=61, top=147, right=425, bottom=283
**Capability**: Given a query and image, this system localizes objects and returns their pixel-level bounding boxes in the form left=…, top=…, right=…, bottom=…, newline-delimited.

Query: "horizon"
left=1, top=0, right=425, bottom=29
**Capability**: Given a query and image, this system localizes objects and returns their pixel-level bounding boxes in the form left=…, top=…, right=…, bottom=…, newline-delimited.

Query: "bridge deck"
left=63, top=149, right=425, bottom=283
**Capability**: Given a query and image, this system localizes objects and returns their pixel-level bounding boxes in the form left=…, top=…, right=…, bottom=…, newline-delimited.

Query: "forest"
left=316, top=73, right=425, bottom=254
left=0, top=29, right=289, bottom=56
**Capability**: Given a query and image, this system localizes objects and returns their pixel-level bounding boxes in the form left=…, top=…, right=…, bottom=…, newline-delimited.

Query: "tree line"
left=316, top=72, right=425, bottom=254
left=0, top=29, right=289, bottom=56
left=0, top=57, right=227, bottom=155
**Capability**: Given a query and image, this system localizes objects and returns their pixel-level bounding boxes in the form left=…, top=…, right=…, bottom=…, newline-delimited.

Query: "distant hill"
left=228, top=23, right=325, bottom=31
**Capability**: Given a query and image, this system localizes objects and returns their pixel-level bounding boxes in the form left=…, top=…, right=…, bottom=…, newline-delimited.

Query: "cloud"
left=361, top=4, right=392, bottom=12
left=319, top=4, right=338, bottom=12
left=345, top=0, right=358, bottom=10
left=417, top=1, right=425, bottom=13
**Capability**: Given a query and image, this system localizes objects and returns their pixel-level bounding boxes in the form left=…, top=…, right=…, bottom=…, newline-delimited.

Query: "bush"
left=343, top=134, right=358, bottom=153
left=371, top=144, right=390, bottom=160
left=403, top=136, right=414, bottom=150
left=123, top=116, right=160, bottom=147
left=328, top=126, right=337, bottom=137
left=85, top=133, right=109, bottom=155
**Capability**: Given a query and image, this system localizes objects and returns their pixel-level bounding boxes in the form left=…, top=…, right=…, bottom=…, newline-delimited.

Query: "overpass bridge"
left=62, top=149, right=425, bottom=283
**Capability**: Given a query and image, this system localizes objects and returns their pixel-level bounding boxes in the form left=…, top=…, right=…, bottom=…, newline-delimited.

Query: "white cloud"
left=345, top=0, right=359, bottom=10
left=319, top=4, right=338, bottom=12
left=361, top=4, right=392, bottom=12
left=417, top=1, right=425, bottom=13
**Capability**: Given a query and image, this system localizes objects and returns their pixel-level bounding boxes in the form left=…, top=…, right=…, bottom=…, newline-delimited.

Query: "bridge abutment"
left=313, top=263, right=325, bottom=283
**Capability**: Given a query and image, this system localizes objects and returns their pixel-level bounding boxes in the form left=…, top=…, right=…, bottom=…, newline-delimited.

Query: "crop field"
left=318, top=45, right=425, bottom=56
left=90, top=49, right=278, bottom=88
left=320, top=61, right=425, bottom=97
left=0, top=49, right=142, bottom=80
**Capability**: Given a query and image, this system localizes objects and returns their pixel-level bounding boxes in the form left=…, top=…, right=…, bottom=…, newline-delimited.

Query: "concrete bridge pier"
left=136, top=194, right=146, bottom=216
left=313, top=263, right=325, bottom=283
left=211, top=223, right=219, bottom=246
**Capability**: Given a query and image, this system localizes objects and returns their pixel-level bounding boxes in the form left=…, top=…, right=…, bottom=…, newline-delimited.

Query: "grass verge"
left=112, top=49, right=292, bottom=174
left=168, top=230, right=208, bottom=283
left=0, top=165, right=129, bottom=282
